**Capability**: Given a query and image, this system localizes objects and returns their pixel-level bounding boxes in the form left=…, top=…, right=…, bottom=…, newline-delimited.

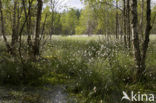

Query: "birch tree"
left=34, top=0, right=43, bottom=56
left=131, top=0, right=152, bottom=81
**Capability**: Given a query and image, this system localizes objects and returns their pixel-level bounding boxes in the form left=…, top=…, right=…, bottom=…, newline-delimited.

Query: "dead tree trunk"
left=33, top=0, right=43, bottom=56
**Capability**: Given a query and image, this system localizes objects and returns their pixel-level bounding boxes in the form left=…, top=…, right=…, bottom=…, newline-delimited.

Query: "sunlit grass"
left=150, top=34, right=156, bottom=40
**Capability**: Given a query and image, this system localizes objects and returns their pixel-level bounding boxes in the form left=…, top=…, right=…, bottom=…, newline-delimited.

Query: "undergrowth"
left=0, top=37, right=155, bottom=103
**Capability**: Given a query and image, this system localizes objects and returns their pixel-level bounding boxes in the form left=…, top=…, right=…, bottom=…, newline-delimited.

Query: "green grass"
left=0, top=35, right=156, bottom=103
left=41, top=35, right=156, bottom=102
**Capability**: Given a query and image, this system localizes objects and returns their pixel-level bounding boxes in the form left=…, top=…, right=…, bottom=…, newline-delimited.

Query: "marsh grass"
left=0, top=35, right=156, bottom=103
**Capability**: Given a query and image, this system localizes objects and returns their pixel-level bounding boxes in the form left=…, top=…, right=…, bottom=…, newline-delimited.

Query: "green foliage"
left=61, top=9, right=79, bottom=35
left=42, top=6, right=62, bottom=35
left=76, top=6, right=94, bottom=34
left=0, top=53, right=50, bottom=85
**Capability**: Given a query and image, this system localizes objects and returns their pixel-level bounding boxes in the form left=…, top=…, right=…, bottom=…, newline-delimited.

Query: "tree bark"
left=140, top=0, right=144, bottom=40
left=123, top=0, right=127, bottom=47
left=115, top=0, right=119, bottom=39
left=23, top=0, right=33, bottom=48
left=34, top=0, right=43, bottom=56
left=131, top=0, right=152, bottom=81
left=0, top=0, right=12, bottom=53
left=27, top=0, right=33, bottom=48
left=131, top=0, right=142, bottom=77
left=141, top=0, right=152, bottom=74
left=40, top=13, right=47, bottom=40
left=11, top=0, right=18, bottom=52
left=17, top=1, right=20, bottom=36
left=127, top=0, right=131, bottom=48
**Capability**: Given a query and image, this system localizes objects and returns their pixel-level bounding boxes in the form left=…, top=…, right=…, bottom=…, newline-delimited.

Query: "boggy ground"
left=0, top=35, right=156, bottom=103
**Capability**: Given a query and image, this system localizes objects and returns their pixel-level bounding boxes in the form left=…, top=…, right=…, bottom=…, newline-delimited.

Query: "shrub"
left=0, top=53, right=49, bottom=85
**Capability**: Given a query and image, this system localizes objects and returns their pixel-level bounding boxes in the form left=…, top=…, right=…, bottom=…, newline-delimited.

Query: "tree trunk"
left=33, top=0, right=43, bottom=56
left=22, top=0, right=32, bottom=48
left=123, top=0, right=127, bottom=47
left=28, top=0, right=32, bottom=48
left=0, top=0, right=12, bottom=53
left=11, top=0, right=18, bottom=53
left=40, top=13, right=47, bottom=40
left=115, top=0, right=119, bottom=39
left=140, top=0, right=144, bottom=40
left=141, top=0, right=152, bottom=74
left=127, top=0, right=131, bottom=48
left=131, top=0, right=142, bottom=77
left=50, top=0, right=55, bottom=40
left=27, top=0, right=33, bottom=48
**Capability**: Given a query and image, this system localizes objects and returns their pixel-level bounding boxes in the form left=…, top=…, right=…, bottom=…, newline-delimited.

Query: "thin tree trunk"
left=115, top=0, right=119, bottom=39
left=141, top=0, right=152, bottom=73
left=127, top=0, right=131, bottom=48
left=11, top=0, right=18, bottom=52
left=25, top=0, right=33, bottom=48
left=34, top=0, right=43, bottom=56
left=40, top=13, right=48, bottom=41
left=50, top=0, right=55, bottom=40
left=18, top=0, right=34, bottom=79
left=140, top=0, right=144, bottom=40
left=131, top=0, right=142, bottom=79
left=27, top=1, right=32, bottom=48
left=0, top=0, right=12, bottom=53
left=123, top=0, right=127, bottom=47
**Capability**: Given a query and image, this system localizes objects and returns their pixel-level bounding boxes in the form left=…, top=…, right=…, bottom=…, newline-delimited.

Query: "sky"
left=63, top=0, right=156, bottom=10
left=64, top=0, right=84, bottom=9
